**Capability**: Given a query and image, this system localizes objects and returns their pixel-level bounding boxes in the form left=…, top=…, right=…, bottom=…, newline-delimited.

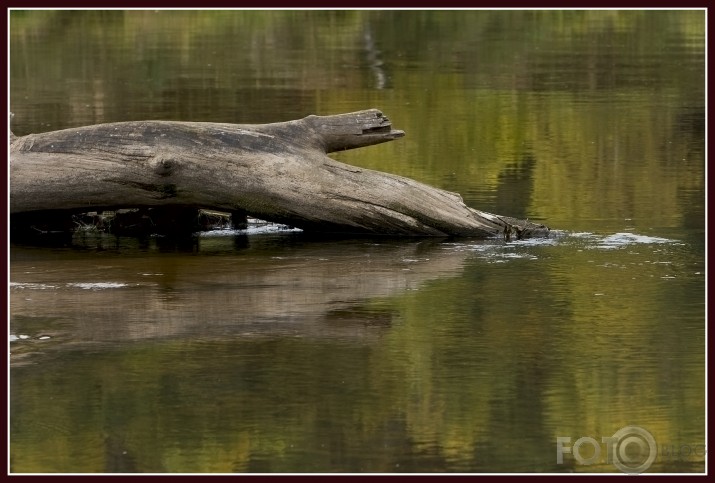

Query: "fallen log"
left=9, top=109, right=549, bottom=239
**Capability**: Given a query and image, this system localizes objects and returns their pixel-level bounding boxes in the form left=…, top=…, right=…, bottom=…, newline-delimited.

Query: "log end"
left=304, top=109, right=405, bottom=153
left=9, top=112, right=17, bottom=144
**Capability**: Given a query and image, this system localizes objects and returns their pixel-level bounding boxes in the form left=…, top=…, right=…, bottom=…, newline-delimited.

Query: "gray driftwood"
left=10, top=109, right=549, bottom=239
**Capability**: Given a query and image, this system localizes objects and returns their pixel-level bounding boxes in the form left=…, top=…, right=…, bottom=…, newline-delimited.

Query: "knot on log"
left=152, top=156, right=177, bottom=176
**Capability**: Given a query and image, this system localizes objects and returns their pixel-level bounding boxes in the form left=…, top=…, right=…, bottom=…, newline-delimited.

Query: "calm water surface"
left=9, top=10, right=705, bottom=473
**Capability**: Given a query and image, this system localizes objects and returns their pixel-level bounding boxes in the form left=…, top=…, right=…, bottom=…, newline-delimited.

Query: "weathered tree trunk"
left=10, top=109, right=549, bottom=239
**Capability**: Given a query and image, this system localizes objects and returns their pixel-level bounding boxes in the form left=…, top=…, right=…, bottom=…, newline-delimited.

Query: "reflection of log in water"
left=9, top=238, right=472, bottom=360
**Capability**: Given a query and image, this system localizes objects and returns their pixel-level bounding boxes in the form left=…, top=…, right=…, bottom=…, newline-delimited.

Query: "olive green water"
left=9, top=10, right=705, bottom=474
